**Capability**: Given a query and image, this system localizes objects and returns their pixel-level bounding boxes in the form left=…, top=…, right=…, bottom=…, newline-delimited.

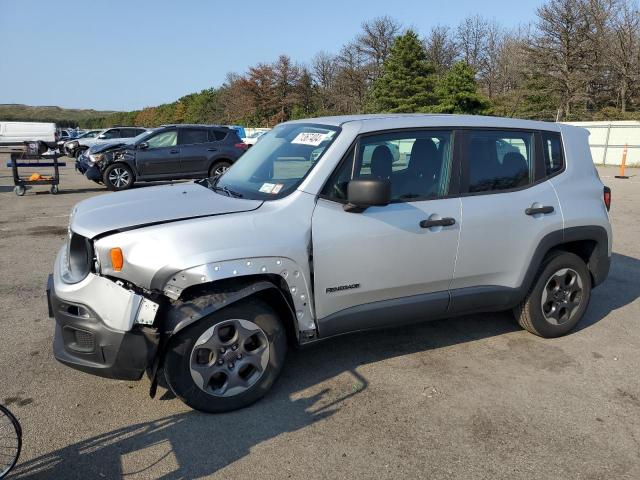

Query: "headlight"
left=88, top=153, right=104, bottom=164
left=68, top=141, right=79, bottom=148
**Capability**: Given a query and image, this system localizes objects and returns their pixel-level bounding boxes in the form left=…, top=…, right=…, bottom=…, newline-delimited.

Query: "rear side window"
left=120, top=129, right=137, bottom=138
left=102, top=129, right=121, bottom=139
left=542, top=132, right=564, bottom=176
left=464, top=130, right=533, bottom=193
left=210, top=129, right=228, bottom=141
left=180, top=129, right=209, bottom=145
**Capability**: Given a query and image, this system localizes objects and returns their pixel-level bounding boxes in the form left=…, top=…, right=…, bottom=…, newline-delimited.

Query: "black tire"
left=0, top=404, right=22, bottom=479
left=513, top=251, right=591, bottom=338
left=14, top=185, right=25, bottom=196
left=164, top=298, right=287, bottom=413
left=103, top=163, right=135, bottom=191
left=209, top=160, right=232, bottom=178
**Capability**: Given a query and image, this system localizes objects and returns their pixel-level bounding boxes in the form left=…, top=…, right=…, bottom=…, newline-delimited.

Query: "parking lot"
left=0, top=158, right=639, bottom=479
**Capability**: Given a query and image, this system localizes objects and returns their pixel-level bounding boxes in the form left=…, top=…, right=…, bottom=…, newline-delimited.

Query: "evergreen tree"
left=368, top=30, right=437, bottom=113
left=432, top=61, right=489, bottom=114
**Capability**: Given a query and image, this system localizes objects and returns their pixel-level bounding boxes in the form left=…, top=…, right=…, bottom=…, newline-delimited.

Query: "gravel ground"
left=0, top=158, right=638, bottom=479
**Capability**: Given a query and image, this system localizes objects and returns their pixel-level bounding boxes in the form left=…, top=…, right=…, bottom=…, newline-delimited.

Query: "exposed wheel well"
left=176, top=274, right=299, bottom=345
left=549, top=240, right=598, bottom=284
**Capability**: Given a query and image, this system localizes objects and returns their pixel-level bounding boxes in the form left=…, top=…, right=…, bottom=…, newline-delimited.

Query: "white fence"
left=562, top=121, right=640, bottom=166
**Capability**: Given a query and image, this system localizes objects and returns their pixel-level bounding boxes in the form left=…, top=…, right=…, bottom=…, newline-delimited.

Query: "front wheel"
left=164, top=298, right=287, bottom=413
left=103, top=163, right=134, bottom=191
left=514, top=251, right=591, bottom=338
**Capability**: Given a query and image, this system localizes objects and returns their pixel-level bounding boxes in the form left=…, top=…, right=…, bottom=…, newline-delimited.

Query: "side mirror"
left=138, top=142, right=149, bottom=150
left=344, top=178, right=391, bottom=213
left=97, top=134, right=106, bottom=139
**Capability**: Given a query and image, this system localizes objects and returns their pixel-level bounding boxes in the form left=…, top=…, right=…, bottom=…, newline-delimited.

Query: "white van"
left=0, top=121, right=57, bottom=147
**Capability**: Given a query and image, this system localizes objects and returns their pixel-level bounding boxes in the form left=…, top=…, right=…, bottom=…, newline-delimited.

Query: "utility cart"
left=1, top=141, right=66, bottom=196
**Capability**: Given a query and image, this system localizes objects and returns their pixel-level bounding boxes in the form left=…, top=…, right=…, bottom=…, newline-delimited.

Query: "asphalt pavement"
left=0, top=158, right=638, bottom=479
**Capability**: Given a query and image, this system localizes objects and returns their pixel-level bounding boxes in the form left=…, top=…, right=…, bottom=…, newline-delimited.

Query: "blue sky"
left=0, top=0, right=542, bottom=111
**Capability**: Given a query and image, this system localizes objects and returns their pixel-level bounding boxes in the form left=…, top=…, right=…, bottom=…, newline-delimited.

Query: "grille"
left=71, top=329, right=95, bottom=352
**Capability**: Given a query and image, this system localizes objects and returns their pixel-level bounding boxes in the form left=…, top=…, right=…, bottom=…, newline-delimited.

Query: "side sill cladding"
left=161, top=257, right=316, bottom=332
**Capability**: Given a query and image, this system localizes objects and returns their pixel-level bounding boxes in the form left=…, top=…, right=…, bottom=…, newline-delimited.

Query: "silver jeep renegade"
left=47, top=114, right=612, bottom=413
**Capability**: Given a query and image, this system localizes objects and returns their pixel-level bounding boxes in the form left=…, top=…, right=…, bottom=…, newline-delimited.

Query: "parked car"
left=78, top=124, right=247, bottom=190
left=242, top=129, right=268, bottom=147
left=47, top=114, right=611, bottom=413
left=58, top=129, right=102, bottom=155
left=63, top=126, right=148, bottom=158
left=0, top=121, right=57, bottom=148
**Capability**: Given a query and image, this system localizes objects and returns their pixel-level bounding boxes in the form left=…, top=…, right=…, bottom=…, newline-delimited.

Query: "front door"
left=136, top=128, right=181, bottom=177
left=312, top=129, right=461, bottom=331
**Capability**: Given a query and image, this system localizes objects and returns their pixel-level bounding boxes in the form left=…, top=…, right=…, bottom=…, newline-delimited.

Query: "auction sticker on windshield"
left=291, top=132, right=328, bottom=146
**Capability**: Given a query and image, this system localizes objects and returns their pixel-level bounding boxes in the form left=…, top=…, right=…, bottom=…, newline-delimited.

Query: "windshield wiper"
left=200, top=177, right=244, bottom=198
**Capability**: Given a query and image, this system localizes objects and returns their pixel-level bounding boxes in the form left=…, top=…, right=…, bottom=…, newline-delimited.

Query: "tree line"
left=81, top=0, right=639, bottom=129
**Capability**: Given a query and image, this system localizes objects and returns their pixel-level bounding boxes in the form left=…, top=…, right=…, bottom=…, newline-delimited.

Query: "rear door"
left=178, top=127, right=212, bottom=176
left=449, top=129, right=563, bottom=312
left=135, top=128, right=181, bottom=177
left=312, top=128, right=462, bottom=330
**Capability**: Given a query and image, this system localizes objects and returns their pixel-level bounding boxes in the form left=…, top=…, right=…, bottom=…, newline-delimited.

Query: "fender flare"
left=160, top=279, right=295, bottom=337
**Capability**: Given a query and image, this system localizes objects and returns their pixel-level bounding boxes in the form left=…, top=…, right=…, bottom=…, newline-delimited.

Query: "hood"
left=70, top=182, right=263, bottom=238
left=89, top=140, right=132, bottom=154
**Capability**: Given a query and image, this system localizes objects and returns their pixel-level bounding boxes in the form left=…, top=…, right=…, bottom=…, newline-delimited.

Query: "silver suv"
left=47, top=114, right=612, bottom=413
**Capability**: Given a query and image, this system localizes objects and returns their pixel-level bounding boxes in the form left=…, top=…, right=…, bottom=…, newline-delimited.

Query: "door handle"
left=525, top=206, right=554, bottom=216
left=169, top=149, right=179, bottom=154
left=420, top=217, right=456, bottom=228
left=207, top=148, right=218, bottom=152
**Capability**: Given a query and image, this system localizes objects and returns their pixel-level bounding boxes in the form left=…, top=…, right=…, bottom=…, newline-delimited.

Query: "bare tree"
left=334, top=42, right=370, bottom=114
left=609, top=0, right=640, bottom=112
left=424, top=25, right=459, bottom=74
left=456, top=15, right=491, bottom=73
left=311, top=51, right=338, bottom=111
left=355, top=16, right=402, bottom=80
left=528, top=0, right=595, bottom=119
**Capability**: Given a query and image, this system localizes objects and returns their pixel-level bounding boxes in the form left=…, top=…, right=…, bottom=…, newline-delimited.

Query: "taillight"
left=603, top=186, right=611, bottom=211
left=235, top=142, right=248, bottom=150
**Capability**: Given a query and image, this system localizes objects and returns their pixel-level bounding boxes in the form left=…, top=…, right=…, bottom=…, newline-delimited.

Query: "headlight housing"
left=61, top=232, right=93, bottom=284
left=88, top=153, right=104, bottom=165
left=68, top=140, right=79, bottom=148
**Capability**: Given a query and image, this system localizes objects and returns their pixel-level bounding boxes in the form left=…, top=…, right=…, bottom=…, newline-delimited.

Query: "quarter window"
left=323, top=130, right=453, bottom=202
left=464, top=130, right=533, bottom=193
left=542, top=132, right=564, bottom=176
left=180, top=129, right=209, bottom=145
left=146, top=130, right=177, bottom=149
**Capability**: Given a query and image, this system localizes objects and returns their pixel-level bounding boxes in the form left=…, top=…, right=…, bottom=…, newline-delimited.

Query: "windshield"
left=212, top=123, right=339, bottom=200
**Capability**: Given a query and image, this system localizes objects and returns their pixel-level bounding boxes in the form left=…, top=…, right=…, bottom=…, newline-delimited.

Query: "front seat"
left=402, top=138, right=441, bottom=197
left=370, top=145, right=393, bottom=180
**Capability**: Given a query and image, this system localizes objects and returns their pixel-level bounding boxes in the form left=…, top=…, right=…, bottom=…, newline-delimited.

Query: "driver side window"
left=146, top=130, right=177, bottom=149
left=322, top=130, right=453, bottom=202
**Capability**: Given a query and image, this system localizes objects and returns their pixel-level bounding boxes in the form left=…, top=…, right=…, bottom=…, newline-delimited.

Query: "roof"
left=160, top=124, right=229, bottom=129
left=285, top=113, right=574, bottom=134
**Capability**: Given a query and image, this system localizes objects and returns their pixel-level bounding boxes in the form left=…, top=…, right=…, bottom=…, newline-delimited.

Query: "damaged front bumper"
left=47, top=247, right=159, bottom=380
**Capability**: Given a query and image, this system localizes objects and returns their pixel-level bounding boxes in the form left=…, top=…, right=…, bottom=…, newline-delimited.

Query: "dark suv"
left=82, top=125, right=248, bottom=190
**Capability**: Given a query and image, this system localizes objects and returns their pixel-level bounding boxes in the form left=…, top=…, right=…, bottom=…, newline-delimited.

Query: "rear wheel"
left=103, top=163, right=134, bottom=191
left=209, top=160, right=232, bottom=178
left=164, top=298, right=287, bottom=413
left=514, top=251, right=591, bottom=338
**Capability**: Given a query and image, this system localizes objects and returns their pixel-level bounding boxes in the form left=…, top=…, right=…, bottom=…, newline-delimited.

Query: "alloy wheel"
left=108, top=168, right=131, bottom=188
left=189, top=319, right=270, bottom=397
left=540, top=268, right=583, bottom=325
